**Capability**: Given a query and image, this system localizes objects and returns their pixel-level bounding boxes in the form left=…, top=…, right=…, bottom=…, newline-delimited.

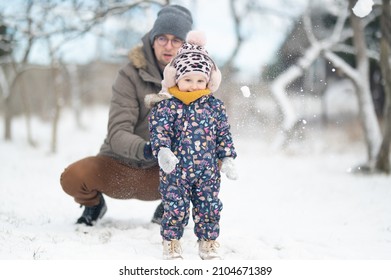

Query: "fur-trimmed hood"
left=128, top=45, right=147, bottom=70
left=127, top=32, right=162, bottom=81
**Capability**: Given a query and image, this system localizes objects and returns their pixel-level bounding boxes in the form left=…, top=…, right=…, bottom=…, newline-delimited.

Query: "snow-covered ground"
left=1, top=105, right=390, bottom=262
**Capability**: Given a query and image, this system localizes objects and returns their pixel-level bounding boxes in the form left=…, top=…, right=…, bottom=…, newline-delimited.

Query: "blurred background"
left=0, top=0, right=390, bottom=173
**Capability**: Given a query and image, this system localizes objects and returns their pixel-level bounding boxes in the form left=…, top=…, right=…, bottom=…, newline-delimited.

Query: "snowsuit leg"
left=60, top=155, right=160, bottom=206
left=159, top=170, right=191, bottom=240
left=192, top=175, right=223, bottom=240
left=159, top=167, right=223, bottom=241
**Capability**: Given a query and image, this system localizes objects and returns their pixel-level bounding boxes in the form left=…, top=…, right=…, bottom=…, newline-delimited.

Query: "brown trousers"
left=60, top=155, right=160, bottom=206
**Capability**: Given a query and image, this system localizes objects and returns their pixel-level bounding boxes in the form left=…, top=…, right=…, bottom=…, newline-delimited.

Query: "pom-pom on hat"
left=162, top=30, right=222, bottom=92
left=149, top=5, right=193, bottom=44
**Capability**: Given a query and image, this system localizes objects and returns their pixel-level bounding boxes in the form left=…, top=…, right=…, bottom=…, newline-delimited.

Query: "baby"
left=146, top=31, right=237, bottom=260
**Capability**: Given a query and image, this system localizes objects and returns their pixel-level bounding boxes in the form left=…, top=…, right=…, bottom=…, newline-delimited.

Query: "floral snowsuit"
left=148, top=90, right=236, bottom=241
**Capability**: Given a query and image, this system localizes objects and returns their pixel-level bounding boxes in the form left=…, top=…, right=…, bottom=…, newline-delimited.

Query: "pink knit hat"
left=162, top=31, right=222, bottom=92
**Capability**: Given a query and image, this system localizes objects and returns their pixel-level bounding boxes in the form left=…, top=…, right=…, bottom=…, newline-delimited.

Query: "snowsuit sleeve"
left=216, top=101, right=237, bottom=160
left=148, top=100, right=175, bottom=157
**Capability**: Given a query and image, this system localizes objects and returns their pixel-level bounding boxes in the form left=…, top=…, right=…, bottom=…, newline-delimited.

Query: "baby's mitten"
left=221, top=157, right=238, bottom=180
left=158, top=147, right=179, bottom=174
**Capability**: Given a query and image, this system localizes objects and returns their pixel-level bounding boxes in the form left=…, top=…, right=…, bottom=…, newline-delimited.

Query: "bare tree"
left=325, top=0, right=382, bottom=170
left=221, top=0, right=245, bottom=71
left=269, top=2, right=350, bottom=148
left=222, top=0, right=302, bottom=73
left=268, top=0, right=385, bottom=171
left=0, top=0, right=167, bottom=151
left=1, top=1, right=39, bottom=144
left=218, top=0, right=303, bottom=124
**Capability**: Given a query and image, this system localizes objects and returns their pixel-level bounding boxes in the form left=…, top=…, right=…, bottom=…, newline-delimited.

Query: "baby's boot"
left=163, top=239, right=183, bottom=260
left=198, top=240, right=221, bottom=260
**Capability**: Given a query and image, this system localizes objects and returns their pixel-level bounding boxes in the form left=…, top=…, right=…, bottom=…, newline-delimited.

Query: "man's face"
left=153, top=34, right=184, bottom=69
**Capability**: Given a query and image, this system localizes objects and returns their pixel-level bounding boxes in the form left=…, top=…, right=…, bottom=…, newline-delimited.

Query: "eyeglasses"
left=155, top=36, right=183, bottom=48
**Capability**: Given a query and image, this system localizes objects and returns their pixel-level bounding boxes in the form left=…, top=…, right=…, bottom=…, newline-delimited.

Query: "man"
left=60, top=5, right=193, bottom=226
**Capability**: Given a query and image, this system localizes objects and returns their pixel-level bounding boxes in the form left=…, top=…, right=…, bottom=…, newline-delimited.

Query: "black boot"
left=76, top=194, right=107, bottom=226
left=151, top=202, right=164, bottom=224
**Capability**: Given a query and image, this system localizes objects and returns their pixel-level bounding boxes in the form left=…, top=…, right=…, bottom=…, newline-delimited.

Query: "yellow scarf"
left=168, top=86, right=211, bottom=105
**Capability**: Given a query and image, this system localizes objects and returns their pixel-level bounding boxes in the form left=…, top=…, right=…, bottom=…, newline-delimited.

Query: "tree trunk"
left=0, top=66, right=12, bottom=141
left=375, top=0, right=391, bottom=173
left=50, top=65, right=63, bottom=154
left=4, top=97, right=12, bottom=140
left=349, top=0, right=382, bottom=167
left=67, top=64, right=83, bottom=129
left=19, top=72, right=36, bottom=147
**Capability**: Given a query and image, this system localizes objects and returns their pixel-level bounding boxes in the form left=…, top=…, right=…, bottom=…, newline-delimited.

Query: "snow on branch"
left=302, top=12, right=317, bottom=45
left=352, top=0, right=374, bottom=18
left=324, top=50, right=361, bottom=82
left=331, top=43, right=380, bottom=60
left=330, top=3, right=350, bottom=42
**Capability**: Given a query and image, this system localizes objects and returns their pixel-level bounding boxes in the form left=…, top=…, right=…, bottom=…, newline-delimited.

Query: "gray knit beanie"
left=149, top=5, right=193, bottom=44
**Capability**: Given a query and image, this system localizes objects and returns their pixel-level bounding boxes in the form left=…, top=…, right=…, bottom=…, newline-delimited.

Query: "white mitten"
left=220, top=157, right=238, bottom=180
left=158, top=147, right=179, bottom=174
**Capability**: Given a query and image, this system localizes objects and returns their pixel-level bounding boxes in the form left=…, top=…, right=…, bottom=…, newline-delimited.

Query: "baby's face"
left=177, top=74, right=208, bottom=92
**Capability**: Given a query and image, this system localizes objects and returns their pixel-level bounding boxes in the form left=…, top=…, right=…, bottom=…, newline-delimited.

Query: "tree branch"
left=323, top=50, right=360, bottom=82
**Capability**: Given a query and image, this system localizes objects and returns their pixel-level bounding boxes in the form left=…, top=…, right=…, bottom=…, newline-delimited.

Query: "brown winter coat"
left=98, top=32, right=162, bottom=168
